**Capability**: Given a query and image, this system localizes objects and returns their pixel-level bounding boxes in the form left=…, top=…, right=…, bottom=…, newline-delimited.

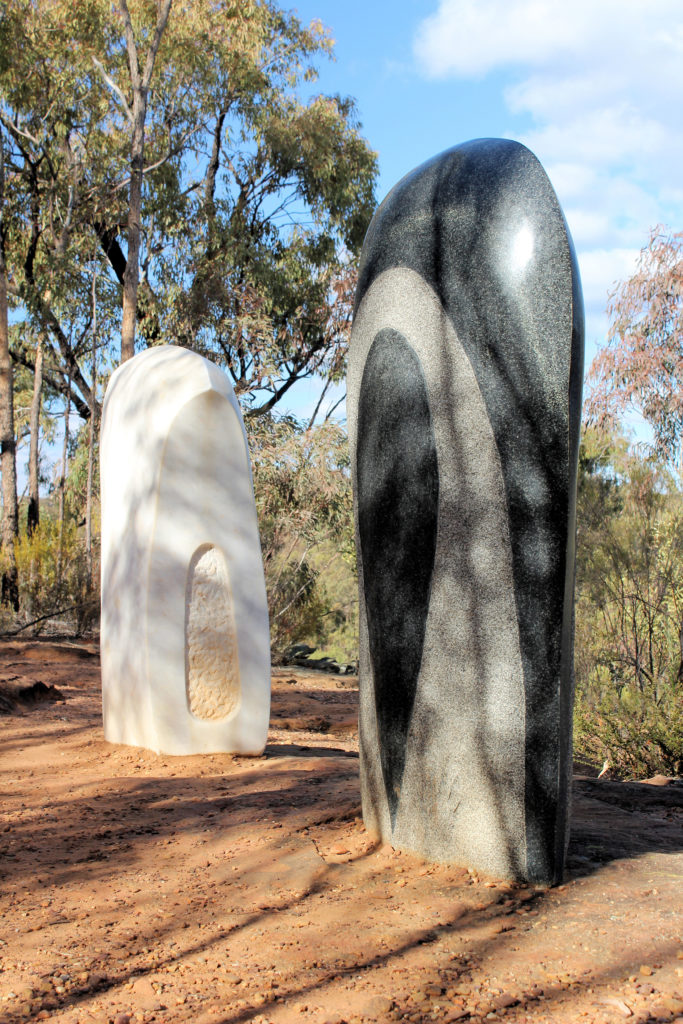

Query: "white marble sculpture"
left=100, top=345, right=270, bottom=755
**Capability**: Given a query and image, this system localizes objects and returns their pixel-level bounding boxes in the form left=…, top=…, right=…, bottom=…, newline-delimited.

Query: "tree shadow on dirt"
left=1, top=730, right=681, bottom=1024
left=1, top=639, right=681, bottom=1024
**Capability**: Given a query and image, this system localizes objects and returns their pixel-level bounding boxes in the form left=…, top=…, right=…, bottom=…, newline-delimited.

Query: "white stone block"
left=100, top=345, right=270, bottom=755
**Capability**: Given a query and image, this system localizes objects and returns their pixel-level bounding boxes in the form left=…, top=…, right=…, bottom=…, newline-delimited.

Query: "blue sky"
left=288, top=0, right=683, bottom=421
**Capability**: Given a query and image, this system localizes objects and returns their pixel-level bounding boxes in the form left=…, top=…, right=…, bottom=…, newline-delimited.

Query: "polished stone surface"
left=357, top=327, right=439, bottom=827
left=100, top=345, right=270, bottom=755
left=348, top=139, right=584, bottom=883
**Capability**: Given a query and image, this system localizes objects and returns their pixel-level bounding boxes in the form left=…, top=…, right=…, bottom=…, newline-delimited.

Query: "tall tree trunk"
left=27, top=333, right=44, bottom=537
left=57, top=375, right=71, bottom=584
left=85, top=274, right=97, bottom=588
left=117, top=0, right=173, bottom=364
left=120, top=97, right=144, bottom=363
left=0, top=134, right=18, bottom=610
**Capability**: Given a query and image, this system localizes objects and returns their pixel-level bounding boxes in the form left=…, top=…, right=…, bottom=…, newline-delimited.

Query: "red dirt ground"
left=0, top=639, right=681, bottom=1024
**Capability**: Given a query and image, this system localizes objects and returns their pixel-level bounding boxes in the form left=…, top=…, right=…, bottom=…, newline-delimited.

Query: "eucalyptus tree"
left=587, top=227, right=683, bottom=468
left=0, top=130, right=18, bottom=608
left=103, top=0, right=173, bottom=363
left=0, top=0, right=376, bottom=415
left=0, top=0, right=375, bottom=623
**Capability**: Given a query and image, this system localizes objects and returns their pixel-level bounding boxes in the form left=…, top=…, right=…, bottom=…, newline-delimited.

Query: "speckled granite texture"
left=348, top=138, right=584, bottom=884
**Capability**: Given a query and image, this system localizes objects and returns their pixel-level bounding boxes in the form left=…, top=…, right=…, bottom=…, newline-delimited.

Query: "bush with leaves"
left=0, top=515, right=98, bottom=636
left=247, top=412, right=356, bottom=660
left=0, top=418, right=100, bottom=635
left=574, top=429, right=683, bottom=777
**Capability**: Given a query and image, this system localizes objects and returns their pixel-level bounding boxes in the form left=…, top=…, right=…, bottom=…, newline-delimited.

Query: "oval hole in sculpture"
left=185, top=544, right=240, bottom=720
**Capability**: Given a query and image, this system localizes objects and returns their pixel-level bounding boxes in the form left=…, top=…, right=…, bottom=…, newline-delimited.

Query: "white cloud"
left=575, top=247, right=641, bottom=369
left=413, top=0, right=683, bottom=353
left=577, top=248, right=640, bottom=312
left=414, top=0, right=683, bottom=82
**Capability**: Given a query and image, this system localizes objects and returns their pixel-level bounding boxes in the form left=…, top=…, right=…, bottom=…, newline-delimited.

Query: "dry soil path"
left=0, top=640, right=681, bottom=1024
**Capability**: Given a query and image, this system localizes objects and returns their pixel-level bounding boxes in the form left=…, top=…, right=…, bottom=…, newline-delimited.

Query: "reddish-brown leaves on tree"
left=586, top=227, right=683, bottom=464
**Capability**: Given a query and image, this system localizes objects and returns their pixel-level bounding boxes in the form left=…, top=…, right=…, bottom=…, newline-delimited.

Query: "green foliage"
left=248, top=412, right=356, bottom=659
left=0, top=0, right=374, bottom=644
left=574, top=680, right=682, bottom=779
left=62, top=423, right=100, bottom=524
left=574, top=428, right=683, bottom=777
left=306, top=538, right=358, bottom=666
left=0, top=0, right=377, bottom=418
left=0, top=516, right=98, bottom=635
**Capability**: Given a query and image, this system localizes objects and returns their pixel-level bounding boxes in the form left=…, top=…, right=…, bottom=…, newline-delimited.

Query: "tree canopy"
left=0, top=0, right=377, bottom=419
left=586, top=227, right=683, bottom=467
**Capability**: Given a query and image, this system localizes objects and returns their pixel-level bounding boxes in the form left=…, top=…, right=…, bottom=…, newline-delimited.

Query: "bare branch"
left=204, top=109, right=227, bottom=214
left=141, top=0, right=174, bottom=89
left=91, top=57, right=134, bottom=125
left=0, top=110, right=40, bottom=147
left=324, top=392, right=345, bottom=422
left=306, top=377, right=330, bottom=431
left=115, top=0, right=142, bottom=94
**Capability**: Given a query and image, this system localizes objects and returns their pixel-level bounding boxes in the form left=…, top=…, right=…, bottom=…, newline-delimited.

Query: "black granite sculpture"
left=348, top=138, right=584, bottom=885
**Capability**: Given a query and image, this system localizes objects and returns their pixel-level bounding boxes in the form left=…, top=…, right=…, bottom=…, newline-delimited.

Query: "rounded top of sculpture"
left=102, top=345, right=243, bottom=445
left=382, top=137, right=542, bottom=209
left=104, top=343, right=235, bottom=407
left=355, top=136, right=580, bottom=322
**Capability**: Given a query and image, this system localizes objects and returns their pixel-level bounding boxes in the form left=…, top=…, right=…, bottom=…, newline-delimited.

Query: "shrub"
left=0, top=517, right=99, bottom=636
left=574, top=432, right=683, bottom=777
left=575, top=678, right=682, bottom=778
left=247, top=413, right=355, bottom=661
